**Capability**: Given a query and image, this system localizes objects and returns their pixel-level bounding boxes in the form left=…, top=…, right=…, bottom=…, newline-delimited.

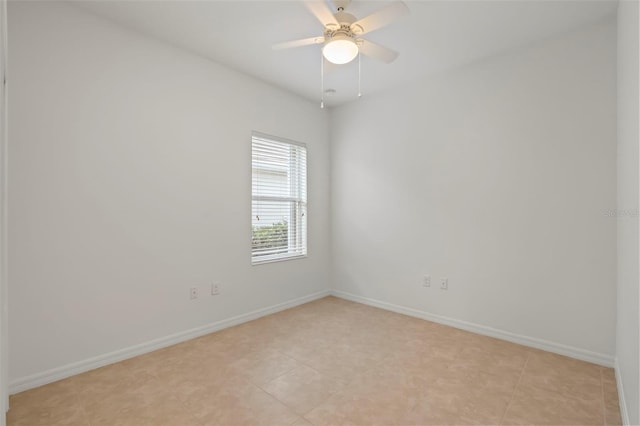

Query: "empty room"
left=0, top=0, right=638, bottom=425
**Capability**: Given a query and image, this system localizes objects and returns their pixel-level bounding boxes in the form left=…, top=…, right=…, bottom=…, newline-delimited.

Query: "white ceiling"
left=73, top=0, right=618, bottom=107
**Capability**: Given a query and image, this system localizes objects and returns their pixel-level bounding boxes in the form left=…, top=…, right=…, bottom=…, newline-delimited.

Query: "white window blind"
left=252, top=132, right=307, bottom=264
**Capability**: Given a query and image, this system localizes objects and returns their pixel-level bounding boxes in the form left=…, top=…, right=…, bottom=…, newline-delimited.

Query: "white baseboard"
left=9, top=290, right=330, bottom=394
left=10, top=288, right=616, bottom=395
left=614, top=358, right=631, bottom=425
left=330, top=290, right=615, bottom=368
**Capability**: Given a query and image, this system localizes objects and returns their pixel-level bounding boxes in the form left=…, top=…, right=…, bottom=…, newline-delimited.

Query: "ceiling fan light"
left=322, top=36, right=359, bottom=65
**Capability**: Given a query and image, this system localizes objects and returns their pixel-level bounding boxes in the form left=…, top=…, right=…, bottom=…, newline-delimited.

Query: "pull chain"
left=358, top=53, right=362, bottom=99
left=320, top=51, right=324, bottom=109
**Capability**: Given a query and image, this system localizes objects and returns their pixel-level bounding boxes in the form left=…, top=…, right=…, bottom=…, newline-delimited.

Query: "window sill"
left=251, top=254, right=307, bottom=266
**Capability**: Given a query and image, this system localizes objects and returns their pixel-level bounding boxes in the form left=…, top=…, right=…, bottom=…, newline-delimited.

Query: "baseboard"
left=330, top=290, right=615, bottom=367
left=9, top=290, right=330, bottom=394
left=614, top=358, right=631, bottom=425
left=10, top=288, right=616, bottom=394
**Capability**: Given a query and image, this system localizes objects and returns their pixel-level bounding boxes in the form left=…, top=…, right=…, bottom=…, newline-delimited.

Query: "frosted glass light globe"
left=322, top=36, right=358, bottom=65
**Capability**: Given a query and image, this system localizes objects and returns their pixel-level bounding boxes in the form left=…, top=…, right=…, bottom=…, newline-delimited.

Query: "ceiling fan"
left=273, top=0, right=410, bottom=65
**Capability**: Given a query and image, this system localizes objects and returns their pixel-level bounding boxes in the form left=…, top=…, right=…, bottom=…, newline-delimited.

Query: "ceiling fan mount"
left=333, top=0, right=352, bottom=11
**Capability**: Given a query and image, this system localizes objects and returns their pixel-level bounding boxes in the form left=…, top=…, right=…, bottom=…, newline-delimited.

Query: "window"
left=251, top=132, right=307, bottom=264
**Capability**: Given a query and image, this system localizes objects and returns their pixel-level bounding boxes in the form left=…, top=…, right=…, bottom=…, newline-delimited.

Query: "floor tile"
left=519, top=350, right=603, bottom=401
left=228, top=348, right=301, bottom=386
left=261, top=365, right=348, bottom=416
left=82, top=375, right=198, bottom=426
left=291, top=417, right=314, bottom=426
left=184, top=376, right=300, bottom=426
left=6, top=296, right=619, bottom=426
left=502, top=383, right=604, bottom=425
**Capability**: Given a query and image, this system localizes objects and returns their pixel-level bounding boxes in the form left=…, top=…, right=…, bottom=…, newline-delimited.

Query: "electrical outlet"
left=211, top=283, right=220, bottom=295
left=423, top=275, right=431, bottom=287
left=440, top=278, right=448, bottom=290
left=190, top=287, right=198, bottom=300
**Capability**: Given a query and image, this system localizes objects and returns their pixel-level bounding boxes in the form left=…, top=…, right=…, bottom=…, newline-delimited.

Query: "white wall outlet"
left=190, top=287, right=198, bottom=300
left=440, top=278, right=448, bottom=290
left=423, top=275, right=431, bottom=287
left=211, top=283, right=220, bottom=295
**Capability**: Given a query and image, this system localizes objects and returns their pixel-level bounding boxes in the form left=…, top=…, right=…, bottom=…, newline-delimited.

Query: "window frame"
left=251, top=131, right=308, bottom=265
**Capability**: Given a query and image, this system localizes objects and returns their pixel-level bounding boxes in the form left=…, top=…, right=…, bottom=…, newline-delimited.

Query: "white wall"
left=0, top=0, right=7, bottom=421
left=331, top=19, right=617, bottom=361
left=616, top=1, right=640, bottom=424
left=7, top=1, right=330, bottom=386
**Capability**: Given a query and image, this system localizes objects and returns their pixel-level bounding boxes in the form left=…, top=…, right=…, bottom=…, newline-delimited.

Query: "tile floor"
left=7, top=296, right=622, bottom=425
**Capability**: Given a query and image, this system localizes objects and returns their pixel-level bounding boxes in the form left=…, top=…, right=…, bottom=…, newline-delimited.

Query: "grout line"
left=499, top=350, right=530, bottom=425
left=257, top=349, right=301, bottom=385
left=276, top=346, right=363, bottom=391
left=250, top=352, right=324, bottom=421
left=287, top=417, right=302, bottom=426
left=262, top=343, right=375, bottom=424
left=244, top=358, right=326, bottom=426
left=248, top=381, right=301, bottom=424
left=255, top=379, right=308, bottom=424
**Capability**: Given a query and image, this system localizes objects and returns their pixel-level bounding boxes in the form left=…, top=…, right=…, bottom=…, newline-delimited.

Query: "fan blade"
left=350, top=1, right=409, bottom=35
left=272, top=36, right=325, bottom=50
left=305, top=1, right=338, bottom=27
left=358, top=39, right=398, bottom=63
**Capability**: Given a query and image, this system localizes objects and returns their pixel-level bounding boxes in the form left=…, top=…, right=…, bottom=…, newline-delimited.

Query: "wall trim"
left=9, top=290, right=330, bottom=394
left=331, top=290, right=615, bottom=367
left=615, top=358, right=631, bottom=425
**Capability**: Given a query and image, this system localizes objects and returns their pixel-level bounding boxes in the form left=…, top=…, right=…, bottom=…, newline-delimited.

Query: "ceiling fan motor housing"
left=325, top=10, right=362, bottom=40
